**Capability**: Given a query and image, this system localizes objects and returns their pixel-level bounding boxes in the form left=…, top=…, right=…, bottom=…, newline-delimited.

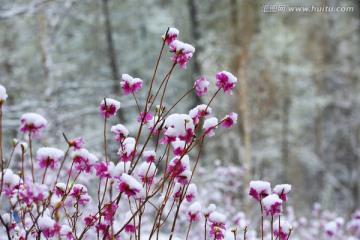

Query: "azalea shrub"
left=0, top=28, right=358, bottom=240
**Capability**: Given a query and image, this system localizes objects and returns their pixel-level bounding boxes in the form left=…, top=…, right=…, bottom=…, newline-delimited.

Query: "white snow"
left=218, top=71, right=237, bottom=84
left=0, top=85, right=8, bottom=102
left=111, top=124, right=129, bottom=137
left=249, top=180, right=271, bottom=195
left=262, top=194, right=282, bottom=209
left=209, top=211, right=226, bottom=223
left=204, top=204, right=216, bottom=216
left=273, top=184, right=291, bottom=195
left=21, top=113, right=47, bottom=127
left=121, top=74, right=143, bottom=85
left=138, top=162, right=156, bottom=177
left=101, top=98, right=120, bottom=110
left=188, top=201, right=202, bottom=213
left=170, top=40, right=195, bottom=54
left=37, top=147, right=64, bottom=160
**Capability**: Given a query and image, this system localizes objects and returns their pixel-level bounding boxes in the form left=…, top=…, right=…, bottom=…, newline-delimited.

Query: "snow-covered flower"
left=138, top=162, right=156, bottom=185
left=215, top=71, right=237, bottom=95
left=273, top=184, right=292, bottom=202
left=121, top=74, right=143, bottom=95
left=71, top=148, right=98, bottom=173
left=274, top=220, right=292, bottom=240
left=160, top=113, right=195, bottom=144
left=38, top=215, right=61, bottom=238
left=209, top=212, right=227, bottom=239
left=0, top=85, right=8, bottom=104
left=194, top=77, right=209, bottom=97
left=60, top=225, right=74, bottom=240
left=189, top=104, right=212, bottom=125
left=249, top=180, right=271, bottom=202
left=69, top=184, right=90, bottom=205
left=111, top=124, right=129, bottom=142
left=20, top=113, right=47, bottom=134
left=187, top=202, right=202, bottom=222
left=203, top=117, right=218, bottom=137
left=68, top=137, right=85, bottom=150
left=186, top=183, right=197, bottom=202
left=118, top=173, right=144, bottom=198
left=167, top=155, right=190, bottom=180
left=102, top=202, right=118, bottom=222
left=100, top=98, right=120, bottom=118
left=262, top=194, right=283, bottom=216
left=36, top=147, right=64, bottom=170
left=118, top=137, right=136, bottom=162
left=137, top=111, right=152, bottom=124
left=143, top=150, right=156, bottom=163
left=162, top=27, right=179, bottom=45
left=204, top=204, right=216, bottom=218
left=171, top=138, right=186, bottom=156
left=94, top=161, right=112, bottom=179
left=170, top=40, right=195, bottom=69
left=221, top=112, right=238, bottom=129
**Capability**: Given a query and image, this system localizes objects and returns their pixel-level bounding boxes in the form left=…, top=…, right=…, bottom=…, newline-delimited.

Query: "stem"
left=186, top=221, right=192, bottom=240
left=29, top=132, right=35, bottom=183
left=54, top=146, right=70, bottom=185
left=204, top=218, right=208, bottom=240
left=104, top=116, right=108, bottom=163
left=133, top=93, right=141, bottom=114
left=0, top=104, right=3, bottom=174
left=163, top=88, right=195, bottom=118
left=271, top=216, right=274, bottom=240
left=42, top=166, right=48, bottom=184
left=286, top=229, right=292, bottom=240
left=159, top=62, right=177, bottom=109
left=259, top=196, right=264, bottom=240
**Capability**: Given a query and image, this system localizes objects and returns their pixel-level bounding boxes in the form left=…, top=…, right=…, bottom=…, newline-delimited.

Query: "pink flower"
left=203, top=117, right=218, bottom=137
left=103, top=202, right=118, bottom=222
left=138, top=162, right=156, bottom=185
left=38, top=215, right=61, bottom=238
left=171, top=138, right=185, bottom=156
left=185, top=183, right=197, bottom=203
left=160, top=114, right=195, bottom=144
left=273, top=184, right=291, bottom=202
left=84, top=215, right=98, bottom=227
left=36, top=147, right=64, bottom=170
left=20, top=113, right=47, bottom=134
left=121, top=74, right=143, bottom=95
left=189, top=104, right=212, bottom=125
left=187, top=202, right=202, bottom=222
left=72, top=148, right=98, bottom=173
left=249, top=180, right=271, bottom=202
left=221, top=112, right=238, bottom=129
left=208, top=212, right=227, bottom=240
left=215, top=71, right=237, bottom=95
left=143, top=150, right=156, bottom=163
left=194, top=77, right=209, bottom=97
left=69, top=184, right=90, bottom=205
left=118, top=174, right=143, bottom=198
left=55, top=183, right=66, bottom=197
left=111, top=124, right=129, bottom=142
left=137, top=111, right=153, bottom=124
left=118, top=138, right=136, bottom=162
left=68, top=137, right=85, bottom=150
left=170, top=40, right=195, bottom=69
left=274, top=220, right=292, bottom=240
left=162, top=27, right=179, bottom=45
left=167, top=155, right=190, bottom=180
left=262, top=194, right=283, bottom=216
left=100, top=98, right=120, bottom=118
left=94, top=161, right=111, bottom=179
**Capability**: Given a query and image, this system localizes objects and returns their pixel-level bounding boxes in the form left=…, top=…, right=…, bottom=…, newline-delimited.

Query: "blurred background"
left=1, top=0, right=359, bottom=219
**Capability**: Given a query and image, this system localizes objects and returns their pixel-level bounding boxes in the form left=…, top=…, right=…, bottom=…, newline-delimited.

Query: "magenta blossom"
left=121, top=74, right=143, bottom=95
left=274, top=220, right=293, bottom=240
left=72, top=148, right=98, bottom=173
left=137, top=111, right=153, bottom=124
left=143, top=150, right=156, bottom=163
left=215, top=71, right=237, bottom=95
left=69, top=184, right=90, bottom=205
left=68, top=137, right=85, bottom=150
left=249, top=180, right=271, bottom=202
left=94, top=161, right=111, bottom=179
left=194, top=77, right=210, bottom=97
left=118, top=174, right=144, bottom=198
left=263, top=194, right=283, bottom=216
left=167, top=155, right=190, bottom=179
left=221, top=112, right=238, bottom=129
left=189, top=104, right=212, bottom=125
left=100, top=98, right=120, bottom=118
left=162, top=27, right=179, bottom=45
left=185, top=183, right=197, bottom=202
left=111, top=124, right=129, bottom=142
left=273, top=184, right=292, bottom=202
left=203, top=117, right=219, bottom=137
left=103, top=202, right=118, bottom=222
left=170, top=40, right=195, bottom=69
left=20, top=112, right=47, bottom=134
left=36, top=147, right=64, bottom=170
left=187, top=202, right=202, bottom=222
